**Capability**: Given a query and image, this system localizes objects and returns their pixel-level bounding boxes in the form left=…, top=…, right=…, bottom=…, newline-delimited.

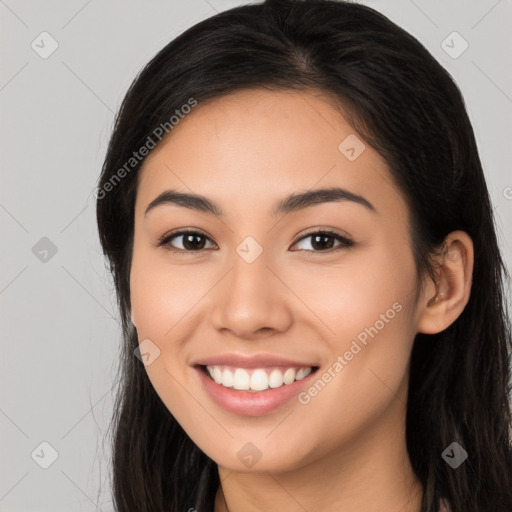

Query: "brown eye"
left=291, top=230, right=354, bottom=253
left=156, top=229, right=354, bottom=255
left=157, top=230, right=216, bottom=253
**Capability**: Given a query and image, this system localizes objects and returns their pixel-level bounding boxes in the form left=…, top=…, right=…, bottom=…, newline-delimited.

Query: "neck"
left=215, top=454, right=422, bottom=512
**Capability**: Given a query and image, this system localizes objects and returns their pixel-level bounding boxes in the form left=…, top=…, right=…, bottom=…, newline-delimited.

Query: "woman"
left=95, top=0, right=512, bottom=510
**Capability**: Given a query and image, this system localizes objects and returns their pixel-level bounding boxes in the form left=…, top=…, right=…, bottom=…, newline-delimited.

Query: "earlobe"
left=416, top=231, right=474, bottom=335
left=130, top=310, right=136, bottom=327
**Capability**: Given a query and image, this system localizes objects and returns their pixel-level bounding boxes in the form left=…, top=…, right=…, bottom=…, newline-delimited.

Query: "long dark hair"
left=95, top=1, right=512, bottom=510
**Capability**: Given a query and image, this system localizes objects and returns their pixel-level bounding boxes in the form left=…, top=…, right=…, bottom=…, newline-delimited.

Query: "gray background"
left=1, top=1, right=511, bottom=510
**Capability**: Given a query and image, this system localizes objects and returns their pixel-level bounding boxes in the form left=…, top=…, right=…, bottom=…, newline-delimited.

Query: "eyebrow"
left=144, top=186, right=377, bottom=218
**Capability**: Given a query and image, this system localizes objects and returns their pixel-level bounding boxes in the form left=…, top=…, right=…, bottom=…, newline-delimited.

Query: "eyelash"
left=156, top=228, right=354, bottom=255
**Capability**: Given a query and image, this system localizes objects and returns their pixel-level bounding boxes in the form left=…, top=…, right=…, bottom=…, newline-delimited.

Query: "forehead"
left=135, top=88, right=406, bottom=221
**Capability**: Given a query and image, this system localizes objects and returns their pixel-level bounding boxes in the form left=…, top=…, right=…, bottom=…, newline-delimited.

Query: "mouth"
left=193, top=362, right=321, bottom=416
left=196, top=364, right=320, bottom=393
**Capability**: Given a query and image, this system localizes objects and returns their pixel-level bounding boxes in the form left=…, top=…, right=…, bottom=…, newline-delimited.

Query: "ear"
left=416, top=230, right=474, bottom=334
left=130, top=310, right=136, bottom=327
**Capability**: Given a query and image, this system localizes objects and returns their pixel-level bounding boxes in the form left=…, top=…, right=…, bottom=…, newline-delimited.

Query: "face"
left=130, top=88, right=424, bottom=473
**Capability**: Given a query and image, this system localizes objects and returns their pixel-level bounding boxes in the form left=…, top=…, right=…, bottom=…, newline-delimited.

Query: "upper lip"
left=192, top=353, right=319, bottom=369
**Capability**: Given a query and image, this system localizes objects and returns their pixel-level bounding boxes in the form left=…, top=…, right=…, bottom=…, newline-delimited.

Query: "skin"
left=129, top=88, right=473, bottom=512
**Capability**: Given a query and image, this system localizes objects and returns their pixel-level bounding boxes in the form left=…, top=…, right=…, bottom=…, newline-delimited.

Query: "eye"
left=156, top=229, right=216, bottom=253
left=156, top=228, right=354, bottom=254
left=290, top=230, right=354, bottom=253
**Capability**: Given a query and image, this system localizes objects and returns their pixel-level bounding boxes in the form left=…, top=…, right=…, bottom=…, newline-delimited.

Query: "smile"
left=194, top=364, right=320, bottom=416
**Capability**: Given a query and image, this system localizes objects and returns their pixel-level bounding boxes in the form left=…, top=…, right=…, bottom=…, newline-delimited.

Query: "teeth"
left=250, top=369, right=268, bottom=391
left=205, top=365, right=313, bottom=391
left=268, top=369, right=284, bottom=388
left=233, top=368, right=250, bottom=390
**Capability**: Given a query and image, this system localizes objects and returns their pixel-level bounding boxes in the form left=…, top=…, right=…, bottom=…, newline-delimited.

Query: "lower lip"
left=194, top=365, right=319, bottom=416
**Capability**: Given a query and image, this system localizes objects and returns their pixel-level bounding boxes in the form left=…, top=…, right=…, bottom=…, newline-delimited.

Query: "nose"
left=209, top=247, right=293, bottom=340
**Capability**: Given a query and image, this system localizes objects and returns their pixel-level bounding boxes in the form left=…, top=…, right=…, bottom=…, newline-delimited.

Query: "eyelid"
left=290, top=228, right=354, bottom=253
left=155, top=227, right=216, bottom=251
left=291, top=227, right=353, bottom=245
left=156, top=227, right=354, bottom=254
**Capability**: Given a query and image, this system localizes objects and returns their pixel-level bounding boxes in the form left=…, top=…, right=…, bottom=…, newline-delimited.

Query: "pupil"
left=183, top=234, right=204, bottom=250
left=312, top=234, right=333, bottom=250
left=180, top=234, right=335, bottom=251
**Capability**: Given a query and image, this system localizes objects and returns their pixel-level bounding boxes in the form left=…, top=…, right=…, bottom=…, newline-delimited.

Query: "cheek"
left=286, top=244, right=416, bottom=343
left=294, top=246, right=417, bottom=396
left=129, top=251, right=207, bottom=416
left=129, top=248, right=209, bottom=340
left=293, top=300, right=414, bottom=457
